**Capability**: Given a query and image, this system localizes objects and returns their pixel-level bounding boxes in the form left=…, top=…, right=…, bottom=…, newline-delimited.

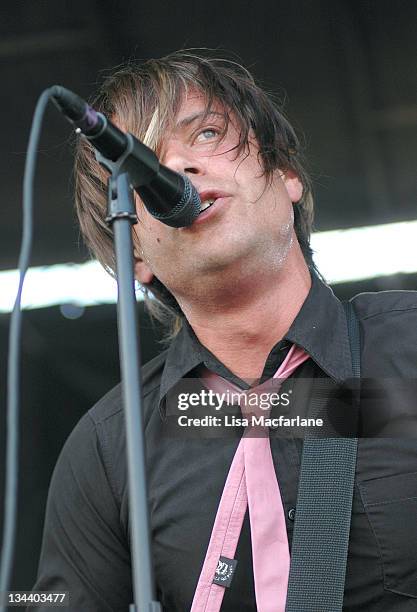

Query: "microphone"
left=51, top=85, right=201, bottom=227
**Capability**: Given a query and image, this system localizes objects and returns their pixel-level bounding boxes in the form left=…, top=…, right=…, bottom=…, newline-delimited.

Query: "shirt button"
left=288, top=508, right=296, bottom=521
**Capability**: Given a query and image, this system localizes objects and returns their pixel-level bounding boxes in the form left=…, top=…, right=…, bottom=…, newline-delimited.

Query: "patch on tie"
left=213, top=556, right=238, bottom=588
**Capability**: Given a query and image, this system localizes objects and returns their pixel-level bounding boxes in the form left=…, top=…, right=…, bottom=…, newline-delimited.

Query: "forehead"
left=173, top=88, right=227, bottom=129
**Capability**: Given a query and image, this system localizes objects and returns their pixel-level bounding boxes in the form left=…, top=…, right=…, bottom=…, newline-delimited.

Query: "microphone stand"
left=97, top=146, right=162, bottom=612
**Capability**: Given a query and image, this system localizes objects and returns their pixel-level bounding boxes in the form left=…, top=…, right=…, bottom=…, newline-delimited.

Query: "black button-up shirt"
left=33, top=273, right=417, bottom=611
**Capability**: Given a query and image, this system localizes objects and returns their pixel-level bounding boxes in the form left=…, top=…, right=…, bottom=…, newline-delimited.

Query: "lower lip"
left=190, top=197, right=230, bottom=226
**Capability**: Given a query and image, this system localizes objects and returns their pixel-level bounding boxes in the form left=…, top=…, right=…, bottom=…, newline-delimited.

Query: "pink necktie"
left=190, top=345, right=309, bottom=612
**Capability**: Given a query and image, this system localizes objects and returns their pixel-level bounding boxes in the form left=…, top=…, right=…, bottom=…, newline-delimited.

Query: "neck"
left=178, top=242, right=312, bottom=382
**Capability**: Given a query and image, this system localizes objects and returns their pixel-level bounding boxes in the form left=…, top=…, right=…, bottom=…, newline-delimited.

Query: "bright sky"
left=1, top=220, right=416, bottom=313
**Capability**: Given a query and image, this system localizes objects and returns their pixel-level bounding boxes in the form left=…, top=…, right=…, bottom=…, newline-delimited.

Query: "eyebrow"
left=174, top=110, right=225, bottom=131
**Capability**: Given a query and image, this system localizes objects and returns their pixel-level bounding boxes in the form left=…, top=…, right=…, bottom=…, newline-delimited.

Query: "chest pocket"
left=359, top=471, right=417, bottom=598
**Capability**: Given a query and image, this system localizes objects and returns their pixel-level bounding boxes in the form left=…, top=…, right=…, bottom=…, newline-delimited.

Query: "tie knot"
left=239, top=379, right=283, bottom=421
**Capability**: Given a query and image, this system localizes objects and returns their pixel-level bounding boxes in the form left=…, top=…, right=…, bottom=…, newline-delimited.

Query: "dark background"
left=1, top=0, right=416, bottom=596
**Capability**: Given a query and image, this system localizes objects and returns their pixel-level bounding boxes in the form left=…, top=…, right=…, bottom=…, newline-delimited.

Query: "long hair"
left=74, top=51, right=315, bottom=337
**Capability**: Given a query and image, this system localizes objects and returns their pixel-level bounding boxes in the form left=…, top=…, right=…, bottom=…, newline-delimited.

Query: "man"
left=33, top=52, right=417, bottom=610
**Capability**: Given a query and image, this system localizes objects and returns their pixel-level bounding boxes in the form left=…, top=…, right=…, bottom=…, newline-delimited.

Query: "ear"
left=282, top=169, right=303, bottom=204
left=134, top=256, right=154, bottom=285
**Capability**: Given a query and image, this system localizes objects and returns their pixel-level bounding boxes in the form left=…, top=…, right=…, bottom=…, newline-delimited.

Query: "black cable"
left=0, top=88, right=54, bottom=611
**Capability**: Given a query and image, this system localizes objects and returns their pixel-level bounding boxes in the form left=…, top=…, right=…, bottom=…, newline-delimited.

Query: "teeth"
left=200, top=198, right=215, bottom=212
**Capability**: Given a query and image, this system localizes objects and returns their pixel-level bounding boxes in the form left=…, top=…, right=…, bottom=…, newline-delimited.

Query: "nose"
left=162, top=141, right=205, bottom=176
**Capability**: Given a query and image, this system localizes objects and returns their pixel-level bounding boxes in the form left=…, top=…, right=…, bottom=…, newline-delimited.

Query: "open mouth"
left=199, top=198, right=216, bottom=214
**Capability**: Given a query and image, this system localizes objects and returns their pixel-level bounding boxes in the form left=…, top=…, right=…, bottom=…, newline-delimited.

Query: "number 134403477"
left=1, top=591, right=68, bottom=607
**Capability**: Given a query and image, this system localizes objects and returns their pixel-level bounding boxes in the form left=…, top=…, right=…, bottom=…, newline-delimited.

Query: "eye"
left=194, top=127, right=220, bottom=143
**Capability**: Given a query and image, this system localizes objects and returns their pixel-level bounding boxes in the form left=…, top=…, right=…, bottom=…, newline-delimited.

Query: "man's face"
left=133, top=90, right=303, bottom=301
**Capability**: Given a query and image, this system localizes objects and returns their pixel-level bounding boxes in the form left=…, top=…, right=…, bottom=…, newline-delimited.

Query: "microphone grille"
left=155, top=175, right=201, bottom=228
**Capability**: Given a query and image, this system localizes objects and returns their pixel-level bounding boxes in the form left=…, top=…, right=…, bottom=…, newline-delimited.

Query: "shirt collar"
left=159, top=320, right=203, bottom=402
left=284, top=271, right=353, bottom=383
left=159, top=270, right=353, bottom=404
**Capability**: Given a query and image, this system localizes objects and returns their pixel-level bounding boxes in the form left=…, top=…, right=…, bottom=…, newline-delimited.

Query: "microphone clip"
left=94, top=134, right=138, bottom=227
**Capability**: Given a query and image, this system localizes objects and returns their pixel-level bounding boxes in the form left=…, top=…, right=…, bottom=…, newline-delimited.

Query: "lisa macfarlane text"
left=177, top=415, right=324, bottom=428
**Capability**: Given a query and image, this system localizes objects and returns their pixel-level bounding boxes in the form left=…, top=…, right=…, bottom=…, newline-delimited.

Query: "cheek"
left=134, top=223, right=163, bottom=253
left=134, top=200, right=165, bottom=245
left=133, top=212, right=181, bottom=277
left=232, top=152, right=265, bottom=190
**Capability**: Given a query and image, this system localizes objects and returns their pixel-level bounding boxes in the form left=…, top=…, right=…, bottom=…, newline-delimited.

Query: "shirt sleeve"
left=30, top=412, right=132, bottom=612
